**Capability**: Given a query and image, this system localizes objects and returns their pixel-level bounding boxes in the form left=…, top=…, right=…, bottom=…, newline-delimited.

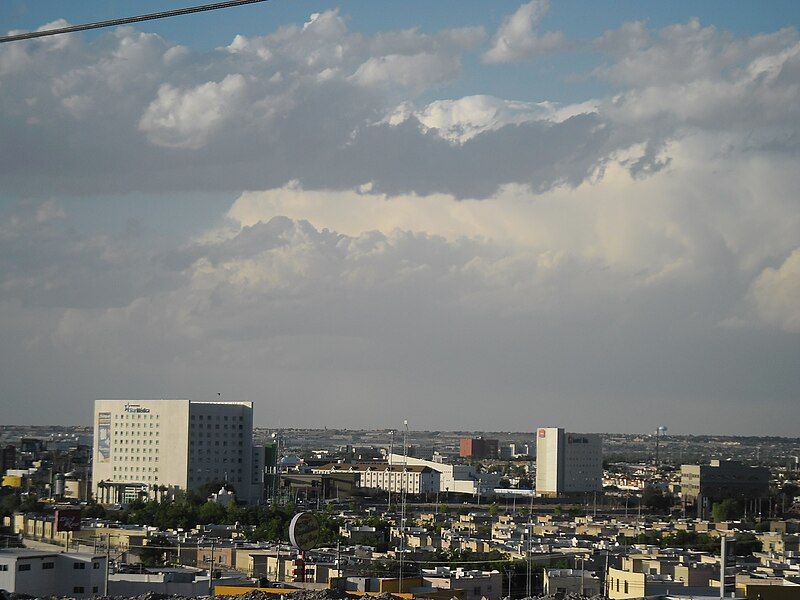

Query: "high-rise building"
left=459, top=437, right=499, bottom=460
left=0, top=445, right=15, bottom=474
left=92, top=399, right=261, bottom=505
left=535, top=427, right=602, bottom=497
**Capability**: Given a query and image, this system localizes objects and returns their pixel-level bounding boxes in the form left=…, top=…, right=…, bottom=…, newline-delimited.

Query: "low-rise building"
left=680, top=460, right=770, bottom=504
left=313, top=463, right=440, bottom=494
left=0, top=549, right=106, bottom=598
left=543, top=569, right=602, bottom=596
left=420, top=567, right=503, bottom=600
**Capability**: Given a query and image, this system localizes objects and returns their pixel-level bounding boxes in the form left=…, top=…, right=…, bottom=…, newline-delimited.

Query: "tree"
left=83, top=503, right=106, bottom=519
left=197, top=501, right=227, bottom=525
left=642, top=486, right=674, bottom=512
left=712, top=498, right=743, bottom=522
left=0, top=489, right=21, bottom=518
left=139, top=534, right=169, bottom=567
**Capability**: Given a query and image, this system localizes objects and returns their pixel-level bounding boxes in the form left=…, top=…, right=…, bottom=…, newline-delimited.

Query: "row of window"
left=11, top=561, right=99, bottom=572
left=191, top=415, right=244, bottom=421
left=116, top=413, right=158, bottom=419
left=111, top=474, right=158, bottom=482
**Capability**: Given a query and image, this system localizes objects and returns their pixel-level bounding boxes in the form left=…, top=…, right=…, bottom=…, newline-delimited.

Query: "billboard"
left=55, top=508, right=82, bottom=532
left=289, top=512, right=320, bottom=551
left=97, top=411, right=111, bottom=462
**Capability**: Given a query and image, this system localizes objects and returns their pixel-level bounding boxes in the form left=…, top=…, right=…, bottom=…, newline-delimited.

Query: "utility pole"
left=336, top=541, right=341, bottom=581
left=208, top=540, right=216, bottom=595
left=399, top=420, right=409, bottom=594
left=526, top=482, right=533, bottom=597
left=388, top=430, right=395, bottom=511
left=719, top=535, right=726, bottom=600
left=104, top=534, right=110, bottom=596
left=276, top=541, right=281, bottom=582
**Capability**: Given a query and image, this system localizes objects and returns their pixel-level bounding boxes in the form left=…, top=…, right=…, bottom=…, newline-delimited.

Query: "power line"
left=0, top=0, right=271, bottom=44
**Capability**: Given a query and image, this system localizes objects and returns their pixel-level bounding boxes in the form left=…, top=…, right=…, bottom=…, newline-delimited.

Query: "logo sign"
left=538, top=428, right=547, bottom=438
left=124, top=403, right=150, bottom=413
left=55, top=508, right=82, bottom=532
left=289, top=512, right=320, bottom=551
left=567, top=435, right=588, bottom=444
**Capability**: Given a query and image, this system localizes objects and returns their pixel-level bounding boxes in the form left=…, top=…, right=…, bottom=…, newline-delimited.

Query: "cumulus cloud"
left=1, top=9, right=799, bottom=200
left=383, top=95, right=598, bottom=144
left=139, top=74, right=248, bottom=149
left=350, top=53, right=460, bottom=92
left=482, top=0, right=565, bottom=64
left=749, top=249, right=800, bottom=332
left=1, top=8, right=799, bottom=432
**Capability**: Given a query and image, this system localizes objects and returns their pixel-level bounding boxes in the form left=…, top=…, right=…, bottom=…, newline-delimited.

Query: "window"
left=0, top=565, right=8, bottom=571
left=93, top=562, right=100, bottom=569
left=93, top=587, right=99, bottom=593
left=74, top=562, right=86, bottom=569
left=42, top=562, right=55, bottom=569
left=18, top=563, right=31, bottom=571
left=73, top=587, right=85, bottom=594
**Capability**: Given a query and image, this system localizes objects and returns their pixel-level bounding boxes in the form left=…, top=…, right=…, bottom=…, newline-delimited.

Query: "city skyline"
left=1, top=1, right=799, bottom=435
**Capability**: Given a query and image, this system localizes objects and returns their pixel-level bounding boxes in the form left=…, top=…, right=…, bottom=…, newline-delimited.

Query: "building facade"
left=680, top=459, right=770, bottom=504
left=0, top=549, right=106, bottom=598
left=535, top=427, right=603, bottom=497
left=92, top=399, right=261, bottom=504
left=313, top=463, right=440, bottom=494
left=459, top=437, right=499, bottom=460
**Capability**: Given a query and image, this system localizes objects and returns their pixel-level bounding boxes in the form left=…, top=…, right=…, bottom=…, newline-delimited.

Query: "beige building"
left=535, top=427, right=602, bottom=496
left=93, top=399, right=261, bottom=504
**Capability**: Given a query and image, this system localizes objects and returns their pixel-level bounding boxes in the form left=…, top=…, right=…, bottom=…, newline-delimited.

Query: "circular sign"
left=289, top=512, right=320, bottom=551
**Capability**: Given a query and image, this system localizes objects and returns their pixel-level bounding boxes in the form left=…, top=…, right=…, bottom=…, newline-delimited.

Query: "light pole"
left=388, top=430, right=395, bottom=511
left=399, top=420, right=409, bottom=594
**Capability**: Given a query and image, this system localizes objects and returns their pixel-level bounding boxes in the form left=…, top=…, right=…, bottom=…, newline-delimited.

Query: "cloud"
left=749, top=249, right=800, bottom=332
left=482, top=0, right=565, bottom=64
left=1, top=130, right=799, bottom=433
left=1, top=10, right=799, bottom=201
left=383, top=95, right=598, bottom=144
left=0, top=10, right=799, bottom=432
left=139, top=74, right=248, bottom=149
left=350, top=53, right=460, bottom=92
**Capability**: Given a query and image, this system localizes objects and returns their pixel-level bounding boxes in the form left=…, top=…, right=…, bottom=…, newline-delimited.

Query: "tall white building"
left=92, top=399, right=262, bottom=505
left=535, top=427, right=602, bottom=497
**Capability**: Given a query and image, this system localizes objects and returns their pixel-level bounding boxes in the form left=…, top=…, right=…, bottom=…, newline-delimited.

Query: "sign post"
left=289, top=512, right=320, bottom=584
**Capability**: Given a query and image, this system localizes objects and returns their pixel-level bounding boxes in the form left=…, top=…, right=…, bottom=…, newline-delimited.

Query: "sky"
left=1, top=1, right=799, bottom=435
